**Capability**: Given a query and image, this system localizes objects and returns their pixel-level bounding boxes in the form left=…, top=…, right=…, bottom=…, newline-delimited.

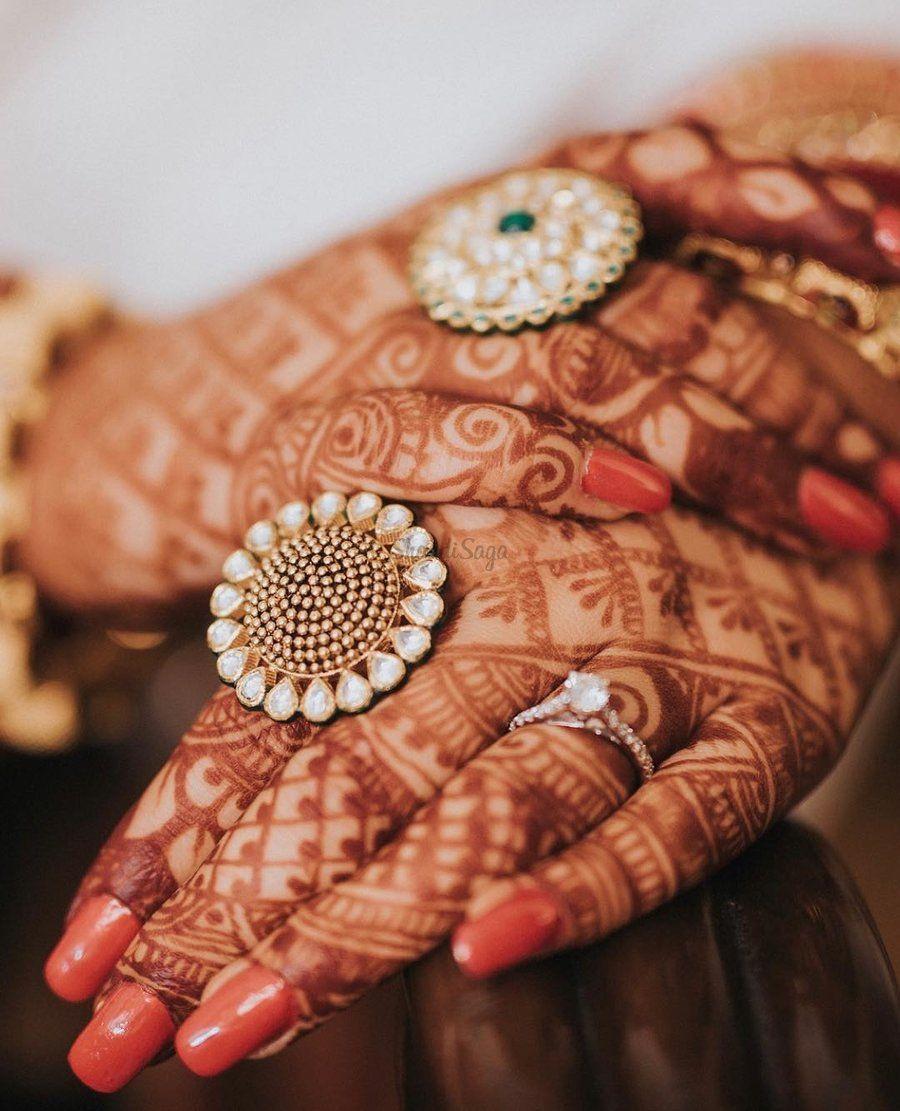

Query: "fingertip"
left=452, top=888, right=565, bottom=979
left=582, top=446, right=672, bottom=514
left=798, top=468, right=891, bottom=553
left=45, top=895, right=140, bottom=1002
left=68, top=982, right=173, bottom=1093
left=176, top=964, right=297, bottom=1077
left=874, top=205, right=900, bottom=264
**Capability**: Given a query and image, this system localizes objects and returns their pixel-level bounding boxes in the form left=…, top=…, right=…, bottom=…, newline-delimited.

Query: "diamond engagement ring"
left=207, top=492, right=446, bottom=724
left=509, top=671, right=655, bottom=782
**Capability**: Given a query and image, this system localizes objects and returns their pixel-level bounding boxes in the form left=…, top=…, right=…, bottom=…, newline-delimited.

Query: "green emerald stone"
left=498, top=209, right=536, bottom=234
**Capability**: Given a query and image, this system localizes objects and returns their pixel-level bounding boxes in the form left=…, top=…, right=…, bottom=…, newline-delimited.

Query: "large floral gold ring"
left=410, top=168, right=642, bottom=333
left=207, top=492, right=446, bottom=724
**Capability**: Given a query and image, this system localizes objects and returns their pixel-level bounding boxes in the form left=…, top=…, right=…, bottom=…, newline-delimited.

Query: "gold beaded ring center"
left=207, top=491, right=446, bottom=724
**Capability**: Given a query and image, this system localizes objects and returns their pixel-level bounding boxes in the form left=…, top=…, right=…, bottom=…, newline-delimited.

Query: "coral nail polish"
left=874, top=204, right=900, bottom=261
left=581, top=446, right=672, bottom=513
left=176, top=965, right=298, bottom=1077
left=452, top=888, right=564, bottom=979
left=68, top=983, right=174, bottom=1093
left=876, top=457, right=900, bottom=518
left=45, top=895, right=140, bottom=1002
left=798, top=468, right=890, bottom=553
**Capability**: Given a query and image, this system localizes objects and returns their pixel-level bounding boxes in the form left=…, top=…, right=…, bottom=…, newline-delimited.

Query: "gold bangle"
left=673, top=233, right=900, bottom=383
left=0, top=273, right=107, bottom=751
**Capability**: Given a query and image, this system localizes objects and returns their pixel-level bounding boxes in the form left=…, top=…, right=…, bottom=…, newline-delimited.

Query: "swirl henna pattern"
left=60, top=502, right=895, bottom=1088
left=22, top=125, right=898, bottom=617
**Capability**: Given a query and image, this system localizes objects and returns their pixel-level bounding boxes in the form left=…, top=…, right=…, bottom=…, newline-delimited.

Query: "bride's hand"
left=21, top=123, right=898, bottom=620
left=43, top=398, right=895, bottom=1090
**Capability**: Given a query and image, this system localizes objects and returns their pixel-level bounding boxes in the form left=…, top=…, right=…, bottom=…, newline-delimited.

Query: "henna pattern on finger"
left=594, top=260, right=887, bottom=477
left=94, top=508, right=893, bottom=1034
left=546, top=123, right=898, bottom=282
left=233, top=388, right=635, bottom=530
left=71, top=687, right=313, bottom=922
left=23, top=125, right=895, bottom=612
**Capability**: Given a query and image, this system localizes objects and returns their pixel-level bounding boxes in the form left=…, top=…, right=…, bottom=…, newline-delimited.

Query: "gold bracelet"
left=0, top=273, right=107, bottom=751
left=674, top=233, right=900, bottom=383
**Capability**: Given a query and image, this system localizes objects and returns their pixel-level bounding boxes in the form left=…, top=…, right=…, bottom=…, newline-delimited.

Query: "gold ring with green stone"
left=409, top=168, right=642, bottom=333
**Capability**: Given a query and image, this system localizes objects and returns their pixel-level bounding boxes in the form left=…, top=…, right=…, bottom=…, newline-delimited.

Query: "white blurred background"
left=1, top=0, right=898, bottom=312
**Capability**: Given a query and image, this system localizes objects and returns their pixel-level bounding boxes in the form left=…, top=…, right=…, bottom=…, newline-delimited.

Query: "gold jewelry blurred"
left=674, top=233, right=900, bottom=449
left=0, top=274, right=109, bottom=751
left=675, top=233, right=900, bottom=382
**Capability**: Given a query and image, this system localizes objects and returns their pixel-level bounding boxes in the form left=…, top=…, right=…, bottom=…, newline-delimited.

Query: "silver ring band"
left=509, top=671, right=655, bottom=783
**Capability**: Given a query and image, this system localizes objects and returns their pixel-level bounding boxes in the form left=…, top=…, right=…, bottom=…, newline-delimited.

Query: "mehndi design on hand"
left=22, top=124, right=898, bottom=619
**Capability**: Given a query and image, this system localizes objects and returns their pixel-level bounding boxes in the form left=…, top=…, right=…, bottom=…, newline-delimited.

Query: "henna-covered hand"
left=22, top=123, right=899, bottom=619
left=45, top=410, right=895, bottom=1088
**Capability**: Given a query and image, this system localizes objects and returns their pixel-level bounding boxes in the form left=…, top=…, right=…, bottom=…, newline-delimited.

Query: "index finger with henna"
left=44, top=688, right=313, bottom=1002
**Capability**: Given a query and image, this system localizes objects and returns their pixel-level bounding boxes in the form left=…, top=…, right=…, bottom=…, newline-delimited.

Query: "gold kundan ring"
left=207, top=492, right=446, bottom=724
left=410, top=168, right=643, bottom=332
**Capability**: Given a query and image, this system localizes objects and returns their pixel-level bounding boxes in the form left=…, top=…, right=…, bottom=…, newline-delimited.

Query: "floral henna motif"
left=23, top=126, right=896, bottom=614
left=92, top=507, right=893, bottom=1040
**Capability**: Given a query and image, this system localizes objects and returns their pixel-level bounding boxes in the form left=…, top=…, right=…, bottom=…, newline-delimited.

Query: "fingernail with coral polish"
left=68, top=983, right=174, bottom=1093
left=176, top=965, right=298, bottom=1077
left=45, top=895, right=140, bottom=1002
left=798, top=468, right=890, bottom=553
left=874, top=205, right=900, bottom=262
left=581, top=446, right=671, bottom=513
left=876, top=457, right=900, bottom=518
left=452, top=888, right=564, bottom=979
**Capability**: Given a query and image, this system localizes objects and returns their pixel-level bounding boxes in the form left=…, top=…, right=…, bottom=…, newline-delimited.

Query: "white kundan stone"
left=211, top=582, right=244, bottom=618
left=375, top=504, right=414, bottom=539
left=301, top=677, right=336, bottom=723
left=207, top=618, right=242, bottom=653
left=244, top=519, right=278, bottom=554
left=400, top=591, right=444, bottom=627
left=311, top=491, right=347, bottom=524
left=538, top=262, right=566, bottom=293
left=277, top=500, right=310, bottom=536
left=565, top=671, right=610, bottom=714
left=217, top=646, right=248, bottom=683
left=481, top=274, right=509, bottom=304
left=570, top=253, right=599, bottom=282
left=347, top=491, right=382, bottom=526
left=265, top=677, right=299, bottom=721
left=391, top=527, right=433, bottom=561
left=582, top=227, right=613, bottom=252
left=222, top=549, right=257, bottom=584
left=551, top=188, right=576, bottom=209
left=452, top=275, right=478, bottom=303
left=511, top=277, right=538, bottom=305
left=404, top=556, right=447, bottom=590
left=335, top=669, right=373, bottom=712
left=367, top=652, right=406, bottom=692
left=391, top=625, right=432, bottom=663
left=236, top=667, right=267, bottom=707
